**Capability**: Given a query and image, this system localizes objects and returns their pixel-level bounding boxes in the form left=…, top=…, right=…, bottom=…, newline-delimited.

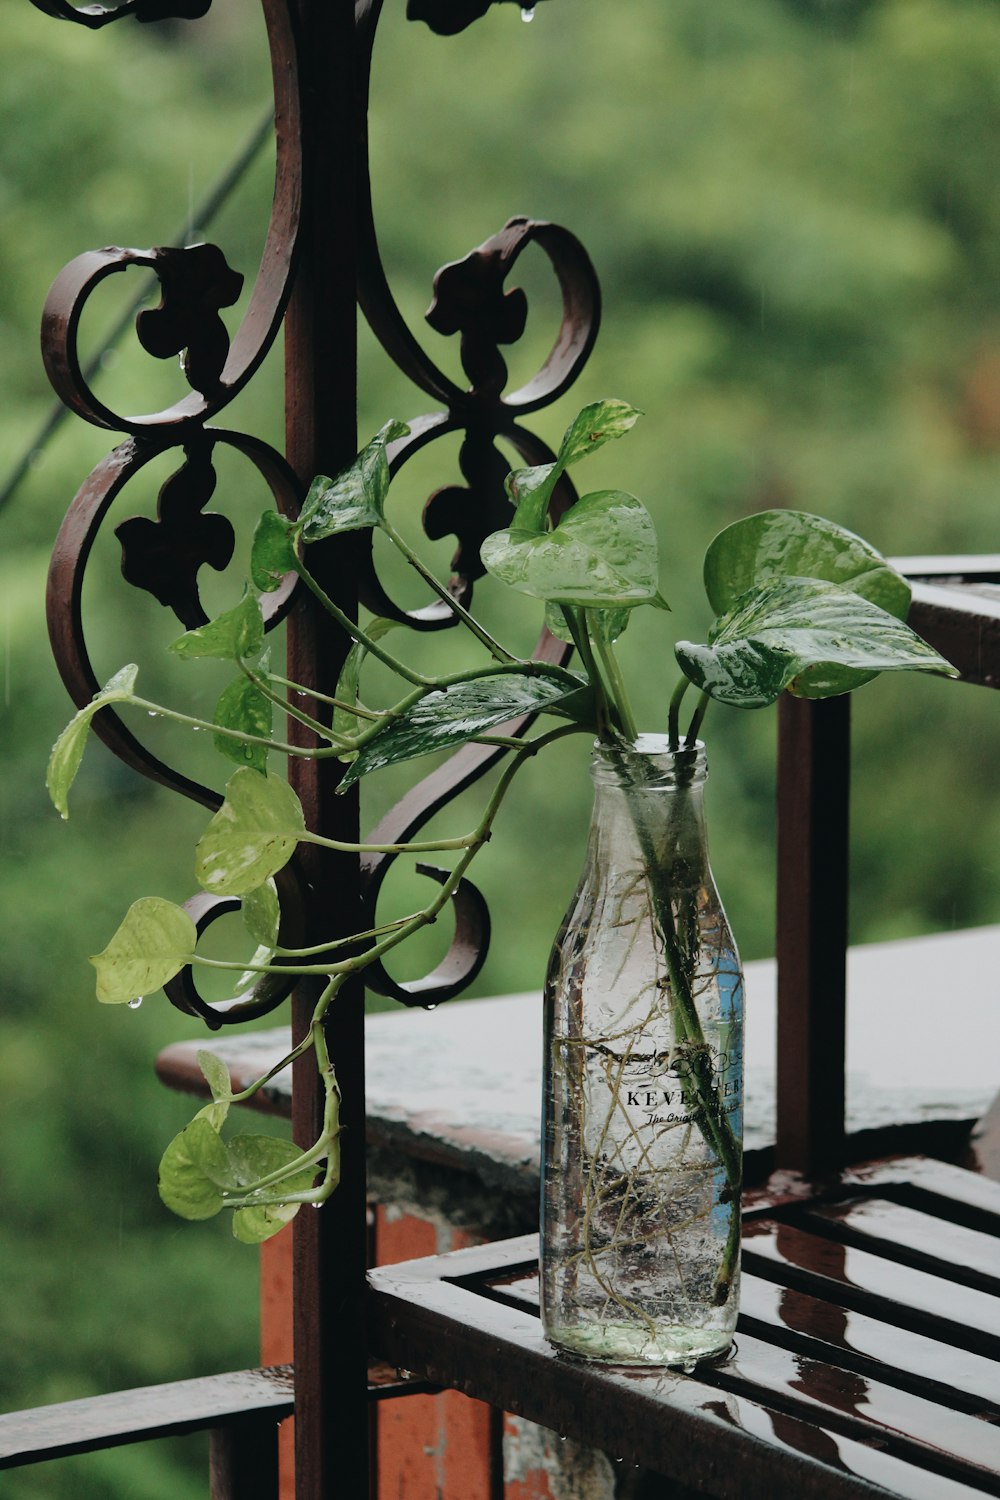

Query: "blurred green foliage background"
left=3, top=0, right=1000, bottom=1493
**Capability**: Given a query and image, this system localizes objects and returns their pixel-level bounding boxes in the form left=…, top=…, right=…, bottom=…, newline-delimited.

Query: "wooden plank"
left=485, top=1269, right=1000, bottom=1415
left=0, top=1368, right=294, bottom=1470
left=844, top=1157, right=1000, bottom=1232
left=738, top=1275, right=1000, bottom=1413
left=803, top=1198, right=1000, bottom=1292
left=709, top=1331, right=1000, bottom=1491
left=743, top=1221, right=1000, bottom=1356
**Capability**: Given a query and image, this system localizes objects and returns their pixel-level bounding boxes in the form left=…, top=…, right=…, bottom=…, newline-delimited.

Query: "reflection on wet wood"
left=802, top=1197, right=1000, bottom=1292
left=742, top=1219, right=1000, bottom=1356
left=738, top=1276, right=1000, bottom=1412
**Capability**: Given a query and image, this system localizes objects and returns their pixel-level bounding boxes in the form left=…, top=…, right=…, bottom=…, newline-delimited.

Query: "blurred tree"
left=4, top=2, right=1000, bottom=1494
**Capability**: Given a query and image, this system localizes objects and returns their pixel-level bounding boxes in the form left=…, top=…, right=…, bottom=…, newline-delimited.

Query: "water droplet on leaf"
left=520, top=4, right=535, bottom=18
left=129, top=996, right=144, bottom=1010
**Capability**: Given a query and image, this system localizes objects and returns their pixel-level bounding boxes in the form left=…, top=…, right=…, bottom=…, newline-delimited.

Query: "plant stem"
left=129, top=696, right=340, bottom=757
left=667, top=678, right=690, bottom=751
left=684, top=691, right=710, bottom=748
left=382, top=518, right=518, bottom=663
left=609, top=754, right=742, bottom=1298
left=294, top=559, right=432, bottom=686
left=265, top=672, right=386, bottom=721
left=591, top=624, right=639, bottom=743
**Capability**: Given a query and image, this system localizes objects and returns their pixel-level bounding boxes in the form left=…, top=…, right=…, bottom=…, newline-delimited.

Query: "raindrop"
left=681, top=1359, right=697, bottom=1375
left=422, top=1002, right=438, bottom=1012
left=129, top=996, right=144, bottom=1010
left=243, top=746, right=256, bottom=761
left=520, top=4, right=535, bottom=18
left=147, top=711, right=159, bottom=718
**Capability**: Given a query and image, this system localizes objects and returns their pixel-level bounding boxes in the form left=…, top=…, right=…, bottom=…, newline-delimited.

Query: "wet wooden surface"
left=369, top=1157, right=1000, bottom=1500
left=157, top=925, right=1000, bottom=1199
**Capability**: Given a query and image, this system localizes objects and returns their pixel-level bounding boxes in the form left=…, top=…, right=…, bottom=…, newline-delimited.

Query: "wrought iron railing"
left=13, top=1, right=592, bottom=1494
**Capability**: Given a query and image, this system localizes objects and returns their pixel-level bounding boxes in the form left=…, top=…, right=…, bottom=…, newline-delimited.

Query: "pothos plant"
left=47, top=399, right=957, bottom=1245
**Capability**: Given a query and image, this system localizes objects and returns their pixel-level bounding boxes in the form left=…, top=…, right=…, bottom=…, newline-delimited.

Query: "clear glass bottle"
left=541, top=735, right=744, bottom=1367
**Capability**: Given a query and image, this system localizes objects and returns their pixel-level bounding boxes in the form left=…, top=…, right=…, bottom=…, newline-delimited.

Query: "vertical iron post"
left=775, top=694, right=850, bottom=1175
left=284, top=3, right=367, bottom=1495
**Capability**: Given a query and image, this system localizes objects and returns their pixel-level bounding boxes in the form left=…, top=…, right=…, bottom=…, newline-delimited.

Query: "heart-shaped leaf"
left=158, top=1116, right=235, bottom=1221
left=545, top=601, right=632, bottom=646
left=213, top=671, right=272, bottom=772
left=482, top=490, right=668, bottom=610
left=332, top=618, right=400, bottom=743
left=704, top=510, right=911, bottom=616
left=557, top=399, right=643, bottom=468
left=46, top=664, right=140, bottom=819
left=703, top=510, right=912, bottom=696
left=90, top=896, right=197, bottom=1004
left=198, top=1049, right=233, bottom=1104
left=170, top=592, right=264, bottom=663
left=251, top=510, right=299, bottom=593
left=241, top=879, right=280, bottom=947
left=676, top=577, right=958, bottom=709
left=228, top=1136, right=319, bottom=1244
left=299, top=420, right=409, bottom=543
left=339, top=670, right=592, bottom=789
left=195, top=768, right=305, bottom=896
left=158, top=1120, right=319, bottom=1238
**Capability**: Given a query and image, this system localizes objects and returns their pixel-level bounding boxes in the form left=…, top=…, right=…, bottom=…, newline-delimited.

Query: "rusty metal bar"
left=283, top=3, right=366, bottom=1497
left=209, top=1412, right=282, bottom=1500
left=775, top=694, right=850, bottom=1176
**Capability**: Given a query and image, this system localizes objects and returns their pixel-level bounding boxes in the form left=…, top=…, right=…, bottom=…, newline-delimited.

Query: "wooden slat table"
left=156, top=926, right=1000, bottom=1499
left=368, top=1158, right=1000, bottom=1500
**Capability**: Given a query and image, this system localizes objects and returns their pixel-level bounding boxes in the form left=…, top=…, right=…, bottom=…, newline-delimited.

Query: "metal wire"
left=0, top=103, right=274, bottom=514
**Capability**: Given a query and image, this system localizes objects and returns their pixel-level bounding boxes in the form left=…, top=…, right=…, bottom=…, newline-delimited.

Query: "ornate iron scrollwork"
left=40, top=0, right=600, bottom=1016
left=29, top=0, right=211, bottom=26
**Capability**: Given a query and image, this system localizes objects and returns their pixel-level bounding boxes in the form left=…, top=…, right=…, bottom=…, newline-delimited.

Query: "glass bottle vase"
left=540, top=736, right=744, bottom=1367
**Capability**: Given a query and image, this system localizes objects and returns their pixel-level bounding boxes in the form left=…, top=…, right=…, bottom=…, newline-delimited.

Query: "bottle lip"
left=590, top=735, right=708, bottom=788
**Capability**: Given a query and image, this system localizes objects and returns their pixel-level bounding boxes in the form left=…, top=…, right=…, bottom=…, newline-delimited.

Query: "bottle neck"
left=588, top=738, right=710, bottom=871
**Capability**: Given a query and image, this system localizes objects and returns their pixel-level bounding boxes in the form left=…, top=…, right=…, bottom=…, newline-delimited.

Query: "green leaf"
left=251, top=510, right=298, bottom=593
left=703, top=510, right=915, bottom=697
left=195, top=768, right=305, bottom=896
left=158, top=1120, right=318, bottom=1238
left=46, top=664, right=140, bottom=819
left=170, top=592, right=264, bottom=663
left=234, top=944, right=274, bottom=996
left=556, top=399, right=643, bottom=467
left=213, top=671, right=272, bottom=772
left=195, top=1099, right=231, bottom=1131
left=704, top=510, right=911, bottom=617
left=228, top=1136, right=318, bottom=1244
left=158, top=1116, right=234, bottom=1221
left=482, top=489, right=668, bottom=610
left=90, top=896, right=197, bottom=1004
left=242, top=879, right=280, bottom=947
left=299, top=420, right=410, bottom=543
left=332, top=618, right=400, bottom=742
left=506, top=462, right=559, bottom=534
left=340, top=670, right=591, bottom=789
left=197, top=1049, right=233, bottom=1104
left=502, top=401, right=643, bottom=535
left=676, top=577, right=959, bottom=709
left=545, top=601, right=631, bottom=646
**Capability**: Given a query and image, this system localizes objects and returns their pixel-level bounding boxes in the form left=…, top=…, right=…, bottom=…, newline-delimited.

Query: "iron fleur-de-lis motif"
left=115, top=443, right=235, bottom=629
left=136, top=244, right=244, bottom=398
